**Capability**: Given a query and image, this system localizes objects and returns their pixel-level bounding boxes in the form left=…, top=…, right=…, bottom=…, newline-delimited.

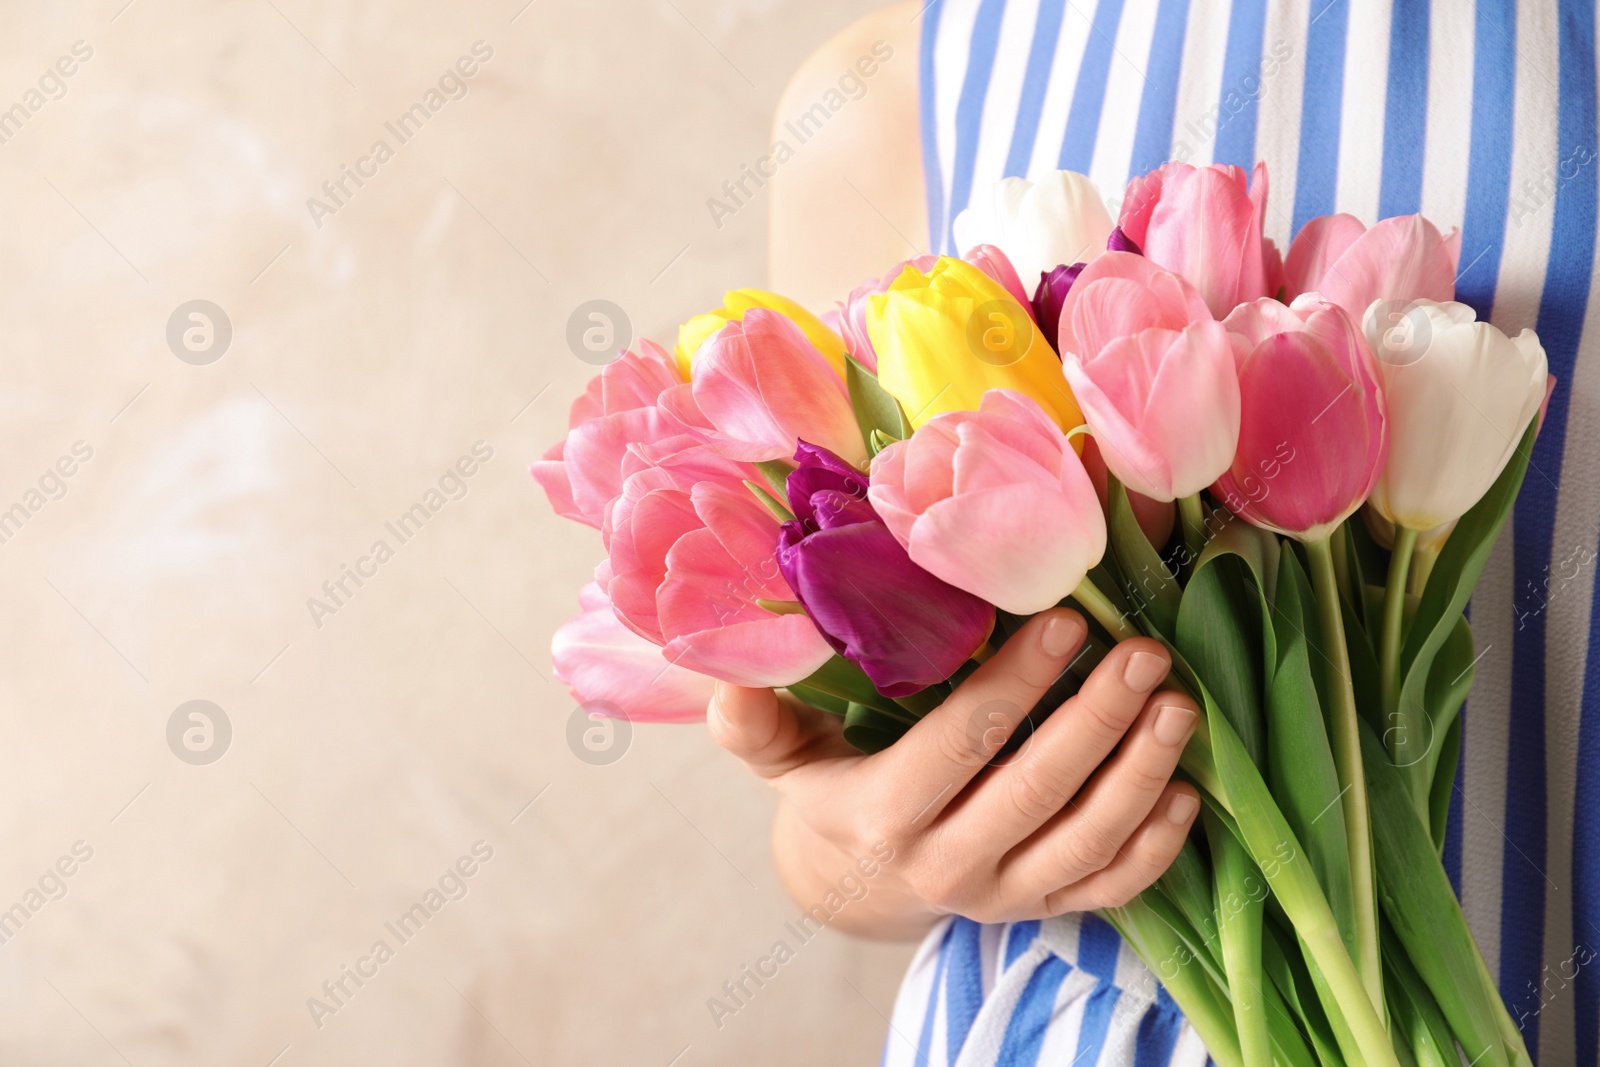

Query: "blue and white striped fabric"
left=882, top=915, right=1209, bottom=1066
left=900, top=1, right=1600, bottom=1064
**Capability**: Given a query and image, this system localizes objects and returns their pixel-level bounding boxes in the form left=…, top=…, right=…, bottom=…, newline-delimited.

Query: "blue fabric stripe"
left=1577, top=568, right=1600, bottom=1067
left=1376, top=0, right=1429, bottom=216
left=1291, top=0, right=1353, bottom=232
left=1445, top=728, right=1466, bottom=896
left=1210, top=0, right=1268, bottom=168
left=1454, top=0, right=1517, bottom=321
left=944, top=0, right=1010, bottom=253
left=1057, top=0, right=1127, bottom=172
left=946, top=919, right=986, bottom=1065
left=1134, top=987, right=1185, bottom=1067
left=1004, top=0, right=1066, bottom=178
left=995, top=956, right=1074, bottom=1067
left=1127, top=0, right=1193, bottom=177
left=1005, top=919, right=1042, bottom=968
left=920, top=0, right=947, bottom=255
left=1505, top=2, right=1599, bottom=1059
left=1073, top=916, right=1127, bottom=1061
left=913, top=923, right=956, bottom=1067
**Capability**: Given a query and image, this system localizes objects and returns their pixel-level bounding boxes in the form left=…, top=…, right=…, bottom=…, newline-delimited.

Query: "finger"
left=940, top=641, right=1178, bottom=850
left=1038, top=784, right=1201, bottom=915
left=878, top=609, right=1088, bottom=827
left=707, top=683, right=827, bottom=778
left=989, top=688, right=1197, bottom=892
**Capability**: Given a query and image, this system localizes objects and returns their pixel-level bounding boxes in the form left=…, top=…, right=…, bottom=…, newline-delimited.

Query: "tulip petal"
left=664, top=613, right=836, bottom=689
left=777, top=519, right=993, bottom=696
left=553, top=583, right=714, bottom=723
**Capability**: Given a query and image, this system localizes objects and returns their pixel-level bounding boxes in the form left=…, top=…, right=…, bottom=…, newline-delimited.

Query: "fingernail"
left=1040, top=614, right=1082, bottom=658
left=1166, top=793, right=1199, bottom=825
left=1153, top=703, right=1197, bottom=746
left=1123, top=650, right=1168, bottom=690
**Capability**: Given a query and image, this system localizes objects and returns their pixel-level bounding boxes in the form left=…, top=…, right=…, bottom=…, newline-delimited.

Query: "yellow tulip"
left=674, top=289, right=847, bottom=378
left=866, top=257, right=1082, bottom=432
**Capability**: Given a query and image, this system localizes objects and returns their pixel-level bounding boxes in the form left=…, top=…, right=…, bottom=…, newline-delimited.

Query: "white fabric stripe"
left=1087, top=0, right=1160, bottom=203
left=973, top=0, right=1045, bottom=182
left=933, top=0, right=987, bottom=243
left=1416, top=0, right=1474, bottom=230
left=1169, top=0, right=1233, bottom=167
left=1334, top=0, right=1390, bottom=222
left=1462, top=527, right=1515, bottom=982
left=1171, top=1026, right=1212, bottom=1065
left=1026, top=0, right=1098, bottom=179
left=883, top=918, right=951, bottom=1067
left=1534, top=31, right=1600, bottom=1062
left=1024, top=976, right=1096, bottom=1066
left=1493, top=0, right=1559, bottom=338
left=979, top=920, right=1004, bottom=1000
left=1253, top=0, right=1310, bottom=247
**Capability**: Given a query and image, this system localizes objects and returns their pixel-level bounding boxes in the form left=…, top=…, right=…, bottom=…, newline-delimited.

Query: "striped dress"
left=890, top=1, right=1600, bottom=1064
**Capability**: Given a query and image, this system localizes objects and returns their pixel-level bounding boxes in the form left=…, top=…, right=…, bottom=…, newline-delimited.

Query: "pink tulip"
left=530, top=340, right=686, bottom=529
left=552, top=582, right=715, bottom=723
left=867, top=390, right=1105, bottom=614
left=1064, top=318, right=1241, bottom=501
left=604, top=442, right=834, bottom=687
left=658, top=308, right=867, bottom=467
left=1283, top=213, right=1460, bottom=324
left=1213, top=296, right=1388, bottom=540
left=841, top=252, right=1025, bottom=373
left=1054, top=252, right=1214, bottom=364
left=1118, top=162, right=1279, bottom=318
left=1080, top=436, right=1176, bottom=547
left=961, top=243, right=1039, bottom=317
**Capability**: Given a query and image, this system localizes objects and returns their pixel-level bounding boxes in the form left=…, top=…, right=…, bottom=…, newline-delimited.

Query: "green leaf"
left=753, top=459, right=795, bottom=504
left=1178, top=555, right=1268, bottom=766
left=1104, top=897, right=1245, bottom=1067
left=1266, top=549, right=1356, bottom=961
left=1382, top=918, right=1458, bottom=1067
left=744, top=480, right=795, bottom=522
left=845, top=355, right=911, bottom=456
left=1428, top=716, right=1461, bottom=856
left=1106, top=473, right=1181, bottom=636
left=1394, top=420, right=1536, bottom=812
left=797, top=655, right=910, bottom=722
left=841, top=702, right=909, bottom=754
left=785, top=683, right=848, bottom=717
left=1361, top=722, right=1521, bottom=1067
left=1203, top=807, right=1272, bottom=1067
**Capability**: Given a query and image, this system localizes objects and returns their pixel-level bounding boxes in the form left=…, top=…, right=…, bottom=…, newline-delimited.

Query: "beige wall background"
left=0, top=1, right=917, bottom=1063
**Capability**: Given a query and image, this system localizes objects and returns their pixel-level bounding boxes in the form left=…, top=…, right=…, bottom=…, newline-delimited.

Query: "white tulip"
left=1363, top=299, right=1548, bottom=531
left=951, top=170, right=1114, bottom=292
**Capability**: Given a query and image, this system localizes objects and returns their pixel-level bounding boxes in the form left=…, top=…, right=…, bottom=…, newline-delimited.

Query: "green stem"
left=1408, top=542, right=1439, bottom=598
left=1305, top=535, right=1384, bottom=1019
left=1380, top=525, right=1419, bottom=723
left=1071, top=575, right=1139, bottom=641
left=1178, top=493, right=1208, bottom=566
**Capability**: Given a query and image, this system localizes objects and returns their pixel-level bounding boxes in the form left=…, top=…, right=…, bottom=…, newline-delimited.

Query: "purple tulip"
left=1108, top=226, right=1143, bottom=254
left=776, top=442, right=995, bottom=697
left=1033, top=263, right=1085, bottom=353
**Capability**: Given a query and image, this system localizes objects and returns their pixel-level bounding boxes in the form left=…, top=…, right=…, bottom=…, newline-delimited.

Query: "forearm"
left=771, top=798, right=940, bottom=941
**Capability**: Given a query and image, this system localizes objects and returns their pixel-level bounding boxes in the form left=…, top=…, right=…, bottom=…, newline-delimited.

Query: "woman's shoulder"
left=768, top=3, right=926, bottom=307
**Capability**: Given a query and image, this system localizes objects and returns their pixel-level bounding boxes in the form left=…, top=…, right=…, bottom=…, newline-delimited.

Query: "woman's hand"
left=708, top=608, right=1201, bottom=939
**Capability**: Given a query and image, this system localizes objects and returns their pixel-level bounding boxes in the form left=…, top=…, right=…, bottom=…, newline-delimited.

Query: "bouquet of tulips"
left=534, top=161, right=1553, bottom=1066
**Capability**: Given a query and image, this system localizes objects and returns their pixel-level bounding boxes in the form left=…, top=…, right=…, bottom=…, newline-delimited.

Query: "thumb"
left=706, top=682, right=809, bottom=778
